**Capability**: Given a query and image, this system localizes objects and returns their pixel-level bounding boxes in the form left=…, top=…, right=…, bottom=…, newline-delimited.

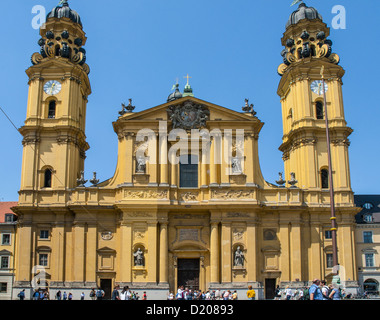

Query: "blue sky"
left=0, top=0, right=379, bottom=201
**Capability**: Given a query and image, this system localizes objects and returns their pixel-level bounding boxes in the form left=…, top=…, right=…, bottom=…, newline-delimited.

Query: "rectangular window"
left=0, top=256, right=9, bottom=269
left=1, top=234, right=10, bottom=245
left=326, top=253, right=333, bottom=268
left=363, top=231, right=373, bottom=243
left=325, top=230, right=332, bottom=239
left=365, top=253, right=374, bottom=267
left=0, top=283, right=7, bottom=293
left=179, top=155, right=198, bottom=188
left=40, top=230, right=49, bottom=239
left=39, top=254, right=48, bottom=267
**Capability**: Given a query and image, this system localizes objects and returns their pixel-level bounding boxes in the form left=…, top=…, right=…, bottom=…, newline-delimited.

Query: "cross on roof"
left=184, top=74, right=192, bottom=85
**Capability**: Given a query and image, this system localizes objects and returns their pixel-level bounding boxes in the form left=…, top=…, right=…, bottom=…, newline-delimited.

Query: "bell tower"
left=277, top=3, right=353, bottom=201
left=19, top=0, right=91, bottom=203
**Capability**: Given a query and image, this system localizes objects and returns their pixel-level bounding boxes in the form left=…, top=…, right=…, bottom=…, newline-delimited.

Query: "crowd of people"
left=17, top=280, right=352, bottom=300
left=168, top=286, right=239, bottom=300
left=99, top=286, right=147, bottom=300
left=273, top=279, right=350, bottom=300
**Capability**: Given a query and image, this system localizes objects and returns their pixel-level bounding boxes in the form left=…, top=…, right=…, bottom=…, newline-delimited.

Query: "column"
left=170, top=152, right=177, bottom=188
left=148, top=133, right=158, bottom=186
left=159, top=222, right=169, bottom=284
left=119, top=222, right=132, bottom=283
left=159, top=129, right=169, bottom=186
left=279, top=221, right=290, bottom=282
left=209, top=138, right=218, bottom=186
left=51, top=221, right=65, bottom=283
left=15, top=222, right=33, bottom=282
left=310, top=222, right=322, bottom=279
left=220, top=135, right=230, bottom=186
left=73, top=222, right=85, bottom=282
left=201, top=148, right=208, bottom=187
left=125, top=133, right=134, bottom=185
left=245, top=133, right=255, bottom=185
left=210, top=222, right=220, bottom=283
left=86, top=222, right=97, bottom=285
left=221, top=223, right=231, bottom=283
left=147, top=222, right=158, bottom=283
left=338, top=222, right=357, bottom=283
left=290, top=221, right=302, bottom=281
left=246, top=222, right=257, bottom=282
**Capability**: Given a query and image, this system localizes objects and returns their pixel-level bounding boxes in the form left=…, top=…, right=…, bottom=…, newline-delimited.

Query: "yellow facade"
left=12, top=2, right=360, bottom=299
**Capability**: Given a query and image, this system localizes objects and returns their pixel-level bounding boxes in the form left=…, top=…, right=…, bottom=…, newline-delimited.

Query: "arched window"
left=48, top=101, right=56, bottom=119
left=316, top=101, right=324, bottom=119
left=321, top=169, right=329, bottom=189
left=179, top=154, right=198, bottom=188
left=363, top=279, right=379, bottom=293
left=44, top=169, right=52, bottom=188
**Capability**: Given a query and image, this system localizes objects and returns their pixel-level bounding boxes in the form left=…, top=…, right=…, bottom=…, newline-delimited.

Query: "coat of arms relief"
left=167, top=101, right=210, bottom=130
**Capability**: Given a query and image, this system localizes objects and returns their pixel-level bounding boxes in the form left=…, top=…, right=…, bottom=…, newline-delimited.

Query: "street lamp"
left=310, top=66, right=339, bottom=276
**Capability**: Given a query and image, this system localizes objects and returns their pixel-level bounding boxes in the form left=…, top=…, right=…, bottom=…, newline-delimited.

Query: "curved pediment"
left=171, top=242, right=208, bottom=252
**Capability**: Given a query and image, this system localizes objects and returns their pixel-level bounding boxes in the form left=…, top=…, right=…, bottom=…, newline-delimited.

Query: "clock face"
left=44, top=80, right=62, bottom=95
left=310, top=80, right=328, bottom=95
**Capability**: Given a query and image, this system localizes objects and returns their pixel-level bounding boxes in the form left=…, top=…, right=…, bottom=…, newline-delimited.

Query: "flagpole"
left=321, top=66, right=339, bottom=271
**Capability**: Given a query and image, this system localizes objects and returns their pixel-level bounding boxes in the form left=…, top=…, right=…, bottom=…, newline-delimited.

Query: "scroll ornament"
left=278, top=31, right=340, bottom=76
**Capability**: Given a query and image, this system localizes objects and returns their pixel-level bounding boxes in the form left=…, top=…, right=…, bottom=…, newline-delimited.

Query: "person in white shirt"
left=321, top=280, right=330, bottom=300
left=285, top=286, right=293, bottom=300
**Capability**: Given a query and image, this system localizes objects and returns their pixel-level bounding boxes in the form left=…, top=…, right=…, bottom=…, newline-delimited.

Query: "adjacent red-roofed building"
left=0, top=202, right=17, bottom=223
left=0, top=202, right=18, bottom=300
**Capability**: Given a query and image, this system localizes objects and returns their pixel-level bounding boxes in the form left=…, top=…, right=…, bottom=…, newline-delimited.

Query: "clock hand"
left=318, top=83, right=322, bottom=95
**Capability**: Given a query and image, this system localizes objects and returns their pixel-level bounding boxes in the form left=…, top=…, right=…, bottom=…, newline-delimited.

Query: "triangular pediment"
left=114, top=96, right=262, bottom=125
left=0, top=249, right=12, bottom=256
left=97, top=246, right=116, bottom=254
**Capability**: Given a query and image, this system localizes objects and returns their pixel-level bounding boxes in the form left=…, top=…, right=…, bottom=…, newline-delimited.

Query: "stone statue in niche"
left=134, top=248, right=144, bottom=266
left=234, top=246, right=244, bottom=267
left=231, top=158, right=242, bottom=174
left=136, top=156, right=146, bottom=173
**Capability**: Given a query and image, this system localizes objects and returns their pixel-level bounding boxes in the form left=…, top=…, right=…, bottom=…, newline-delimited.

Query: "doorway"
left=100, top=279, right=112, bottom=300
left=177, top=259, right=200, bottom=291
left=265, top=278, right=276, bottom=300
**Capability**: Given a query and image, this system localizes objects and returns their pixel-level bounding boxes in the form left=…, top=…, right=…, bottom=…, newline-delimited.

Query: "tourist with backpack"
left=309, top=279, right=323, bottom=300
left=96, top=287, right=105, bottom=300
left=321, top=280, right=330, bottom=300
left=89, top=288, right=96, bottom=300
left=17, top=289, right=25, bottom=300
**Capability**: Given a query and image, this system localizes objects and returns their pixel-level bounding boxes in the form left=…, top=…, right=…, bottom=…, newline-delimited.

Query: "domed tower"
left=277, top=2, right=353, bottom=203
left=19, top=0, right=91, bottom=201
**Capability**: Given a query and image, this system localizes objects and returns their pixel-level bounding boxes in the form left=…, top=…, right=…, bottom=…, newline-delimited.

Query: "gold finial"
left=184, top=74, right=192, bottom=85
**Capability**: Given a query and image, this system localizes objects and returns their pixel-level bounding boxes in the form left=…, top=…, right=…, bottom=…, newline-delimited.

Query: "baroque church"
left=12, top=1, right=360, bottom=299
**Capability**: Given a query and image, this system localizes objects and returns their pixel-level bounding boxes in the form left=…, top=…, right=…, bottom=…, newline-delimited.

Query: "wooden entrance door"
left=100, top=279, right=112, bottom=300
left=177, top=259, right=200, bottom=290
left=265, top=278, right=276, bottom=300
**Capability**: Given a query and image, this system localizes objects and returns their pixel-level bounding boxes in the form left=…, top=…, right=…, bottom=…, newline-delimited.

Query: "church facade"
left=12, top=2, right=360, bottom=299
